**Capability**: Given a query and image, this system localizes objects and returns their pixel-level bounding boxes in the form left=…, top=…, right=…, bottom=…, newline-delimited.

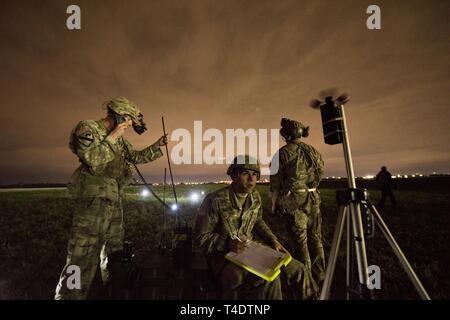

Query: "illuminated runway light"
left=140, top=189, right=150, bottom=197
left=189, top=192, right=200, bottom=203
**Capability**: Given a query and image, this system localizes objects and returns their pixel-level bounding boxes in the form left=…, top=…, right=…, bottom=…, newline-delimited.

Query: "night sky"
left=0, top=0, right=448, bottom=184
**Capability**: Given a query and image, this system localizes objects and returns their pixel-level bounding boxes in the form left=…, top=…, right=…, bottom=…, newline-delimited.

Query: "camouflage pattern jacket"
left=270, top=141, right=324, bottom=206
left=194, top=185, right=279, bottom=255
left=67, top=119, right=163, bottom=202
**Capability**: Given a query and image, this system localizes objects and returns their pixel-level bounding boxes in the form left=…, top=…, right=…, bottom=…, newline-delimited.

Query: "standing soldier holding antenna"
left=55, top=97, right=167, bottom=300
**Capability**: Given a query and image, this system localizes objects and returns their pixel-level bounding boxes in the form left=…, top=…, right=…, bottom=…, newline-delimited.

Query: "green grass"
left=0, top=183, right=448, bottom=299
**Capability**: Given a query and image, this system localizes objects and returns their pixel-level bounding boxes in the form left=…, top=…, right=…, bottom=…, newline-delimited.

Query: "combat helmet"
left=280, top=118, right=309, bottom=141
left=105, top=97, right=147, bottom=134
left=226, top=155, right=261, bottom=180
left=105, top=97, right=141, bottom=120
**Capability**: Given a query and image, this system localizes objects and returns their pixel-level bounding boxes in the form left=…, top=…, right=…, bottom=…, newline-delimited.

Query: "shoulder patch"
left=77, top=132, right=94, bottom=147
left=73, top=121, right=98, bottom=147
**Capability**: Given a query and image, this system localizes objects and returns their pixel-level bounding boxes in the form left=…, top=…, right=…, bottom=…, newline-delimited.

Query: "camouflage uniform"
left=194, top=185, right=283, bottom=300
left=270, top=140, right=326, bottom=282
left=55, top=117, right=163, bottom=299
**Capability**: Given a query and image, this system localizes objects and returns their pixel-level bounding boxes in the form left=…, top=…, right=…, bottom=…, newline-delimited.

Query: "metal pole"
left=162, top=116, right=180, bottom=227
left=339, top=103, right=369, bottom=290
left=369, top=204, right=431, bottom=300
left=339, top=104, right=357, bottom=189
left=163, top=168, right=167, bottom=227
left=159, top=168, right=167, bottom=249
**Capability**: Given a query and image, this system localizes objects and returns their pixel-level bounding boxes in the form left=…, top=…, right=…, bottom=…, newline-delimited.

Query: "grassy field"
left=0, top=181, right=449, bottom=300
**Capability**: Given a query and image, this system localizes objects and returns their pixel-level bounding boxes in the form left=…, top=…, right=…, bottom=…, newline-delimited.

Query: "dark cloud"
left=0, top=0, right=449, bottom=184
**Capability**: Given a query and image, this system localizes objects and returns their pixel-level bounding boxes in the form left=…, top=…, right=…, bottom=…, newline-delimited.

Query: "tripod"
left=316, top=99, right=430, bottom=300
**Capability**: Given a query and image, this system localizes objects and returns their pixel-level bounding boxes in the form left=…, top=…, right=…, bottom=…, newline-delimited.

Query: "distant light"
left=189, top=192, right=200, bottom=203
left=412, top=174, right=416, bottom=178
left=363, top=175, right=374, bottom=180
left=140, top=189, right=150, bottom=197
left=171, top=204, right=178, bottom=211
left=201, top=191, right=205, bottom=195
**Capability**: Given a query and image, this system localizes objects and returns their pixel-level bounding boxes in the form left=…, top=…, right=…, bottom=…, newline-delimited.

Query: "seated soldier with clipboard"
left=194, top=155, right=318, bottom=300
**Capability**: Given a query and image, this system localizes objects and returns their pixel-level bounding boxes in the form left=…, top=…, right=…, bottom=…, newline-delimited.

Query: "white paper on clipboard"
left=225, top=241, right=292, bottom=281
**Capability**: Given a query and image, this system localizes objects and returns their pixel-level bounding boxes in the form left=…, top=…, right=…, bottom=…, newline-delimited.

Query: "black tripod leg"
left=320, top=205, right=347, bottom=300
left=368, top=203, right=431, bottom=300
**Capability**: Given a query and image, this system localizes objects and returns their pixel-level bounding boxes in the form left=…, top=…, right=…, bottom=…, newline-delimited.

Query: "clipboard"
left=225, top=241, right=292, bottom=282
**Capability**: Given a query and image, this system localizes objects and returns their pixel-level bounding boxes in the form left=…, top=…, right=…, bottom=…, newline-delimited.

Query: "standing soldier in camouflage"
left=55, top=97, right=167, bottom=300
left=270, top=118, right=326, bottom=284
left=194, top=155, right=285, bottom=299
left=375, top=166, right=397, bottom=209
